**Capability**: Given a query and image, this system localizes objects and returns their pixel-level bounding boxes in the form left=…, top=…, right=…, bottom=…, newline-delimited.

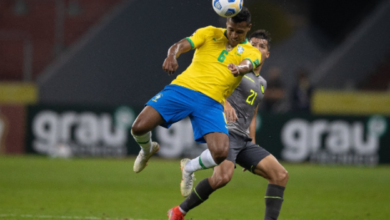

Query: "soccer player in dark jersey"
left=168, top=30, right=289, bottom=220
left=131, top=8, right=261, bottom=181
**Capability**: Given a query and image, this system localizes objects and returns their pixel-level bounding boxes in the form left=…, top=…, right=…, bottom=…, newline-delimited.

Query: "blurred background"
left=1, top=0, right=390, bottom=166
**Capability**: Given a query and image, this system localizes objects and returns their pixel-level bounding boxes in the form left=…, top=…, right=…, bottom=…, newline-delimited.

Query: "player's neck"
left=254, top=65, right=262, bottom=76
left=226, top=43, right=233, bottom=51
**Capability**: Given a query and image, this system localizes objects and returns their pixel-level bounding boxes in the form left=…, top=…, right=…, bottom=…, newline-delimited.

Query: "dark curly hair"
left=230, top=7, right=251, bottom=24
left=249, top=29, right=271, bottom=50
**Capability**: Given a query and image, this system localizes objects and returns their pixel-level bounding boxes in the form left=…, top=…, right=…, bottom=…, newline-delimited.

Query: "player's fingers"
left=163, top=61, right=173, bottom=73
left=166, top=63, right=175, bottom=75
left=231, top=72, right=239, bottom=77
left=228, top=65, right=238, bottom=76
left=166, top=61, right=178, bottom=74
left=227, top=111, right=233, bottom=122
left=162, top=61, right=168, bottom=71
left=172, top=64, right=178, bottom=72
left=163, top=68, right=170, bottom=74
left=227, top=116, right=232, bottom=123
left=232, top=112, right=238, bottom=121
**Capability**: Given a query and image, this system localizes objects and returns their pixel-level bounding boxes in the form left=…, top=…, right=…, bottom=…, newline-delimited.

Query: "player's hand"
left=228, top=63, right=240, bottom=77
left=224, top=101, right=238, bottom=123
left=242, top=168, right=247, bottom=172
left=162, top=55, right=179, bottom=75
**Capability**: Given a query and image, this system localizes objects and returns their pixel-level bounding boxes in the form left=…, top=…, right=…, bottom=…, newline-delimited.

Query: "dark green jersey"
left=226, top=72, right=267, bottom=136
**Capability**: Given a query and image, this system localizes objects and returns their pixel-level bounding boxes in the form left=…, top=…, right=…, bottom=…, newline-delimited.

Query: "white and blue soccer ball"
left=212, top=0, right=243, bottom=18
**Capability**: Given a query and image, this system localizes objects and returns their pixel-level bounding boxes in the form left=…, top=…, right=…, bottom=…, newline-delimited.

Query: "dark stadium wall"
left=38, top=0, right=225, bottom=107
left=310, top=0, right=390, bottom=89
left=310, top=0, right=383, bottom=44
left=0, top=105, right=26, bottom=154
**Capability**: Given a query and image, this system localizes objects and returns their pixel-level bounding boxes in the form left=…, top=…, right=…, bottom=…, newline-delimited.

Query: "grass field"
left=1, top=156, right=390, bottom=220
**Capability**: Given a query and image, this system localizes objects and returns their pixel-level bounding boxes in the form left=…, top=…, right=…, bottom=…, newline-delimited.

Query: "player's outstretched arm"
left=227, top=59, right=253, bottom=77
left=162, top=39, right=192, bottom=75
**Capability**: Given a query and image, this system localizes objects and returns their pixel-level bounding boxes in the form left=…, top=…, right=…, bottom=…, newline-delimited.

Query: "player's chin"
left=230, top=40, right=239, bottom=47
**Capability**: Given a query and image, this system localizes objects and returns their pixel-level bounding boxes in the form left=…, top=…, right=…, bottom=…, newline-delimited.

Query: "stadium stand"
left=0, top=0, right=122, bottom=81
left=359, top=53, right=390, bottom=91
left=310, top=0, right=390, bottom=89
left=0, top=31, right=29, bottom=81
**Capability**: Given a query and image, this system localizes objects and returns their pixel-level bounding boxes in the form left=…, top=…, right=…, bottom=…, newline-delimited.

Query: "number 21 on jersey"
left=246, top=89, right=257, bottom=105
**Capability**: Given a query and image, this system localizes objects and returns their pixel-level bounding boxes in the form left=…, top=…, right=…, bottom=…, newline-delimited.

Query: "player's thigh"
left=132, top=106, right=165, bottom=135
left=225, top=132, right=247, bottom=166
left=145, top=85, right=193, bottom=128
left=253, top=155, right=282, bottom=177
left=204, top=132, right=229, bottom=157
left=236, top=142, right=270, bottom=175
left=254, top=155, right=288, bottom=185
left=209, top=160, right=235, bottom=189
left=190, top=96, right=228, bottom=143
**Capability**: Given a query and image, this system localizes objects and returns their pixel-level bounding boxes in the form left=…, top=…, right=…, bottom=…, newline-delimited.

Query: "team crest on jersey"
left=152, top=93, right=163, bottom=102
left=237, top=46, right=244, bottom=54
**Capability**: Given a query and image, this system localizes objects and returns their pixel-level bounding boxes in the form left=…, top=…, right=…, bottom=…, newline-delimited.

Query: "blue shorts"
left=146, top=85, right=228, bottom=143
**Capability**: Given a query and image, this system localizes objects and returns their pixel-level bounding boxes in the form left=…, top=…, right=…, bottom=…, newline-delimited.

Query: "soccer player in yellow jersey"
left=168, top=30, right=288, bottom=220
left=131, top=8, right=261, bottom=176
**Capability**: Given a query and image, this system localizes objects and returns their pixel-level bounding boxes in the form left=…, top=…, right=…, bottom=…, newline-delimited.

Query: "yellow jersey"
left=171, top=26, right=261, bottom=105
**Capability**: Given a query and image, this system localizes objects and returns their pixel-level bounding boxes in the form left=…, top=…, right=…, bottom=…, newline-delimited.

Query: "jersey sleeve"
left=185, top=26, right=213, bottom=50
left=260, top=76, right=267, bottom=94
left=244, top=50, right=262, bottom=70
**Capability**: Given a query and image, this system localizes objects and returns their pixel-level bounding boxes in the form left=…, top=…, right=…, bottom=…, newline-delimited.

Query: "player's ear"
left=226, top=18, right=232, bottom=26
left=246, top=23, right=252, bottom=31
left=265, top=51, right=270, bottom=59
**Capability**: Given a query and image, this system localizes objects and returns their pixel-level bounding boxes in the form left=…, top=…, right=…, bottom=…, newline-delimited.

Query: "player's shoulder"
left=203, top=25, right=225, bottom=32
left=258, top=75, right=267, bottom=89
left=258, top=75, right=267, bottom=84
left=201, top=25, right=221, bottom=30
left=240, top=41, right=261, bottom=62
left=242, top=40, right=260, bottom=53
left=196, top=26, right=225, bottom=35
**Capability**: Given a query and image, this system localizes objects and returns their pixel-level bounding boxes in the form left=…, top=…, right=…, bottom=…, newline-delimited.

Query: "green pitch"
left=1, top=156, right=390, bottom=220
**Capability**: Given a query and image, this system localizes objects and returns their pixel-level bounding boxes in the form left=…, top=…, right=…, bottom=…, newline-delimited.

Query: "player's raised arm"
left=162, top=39, right=192, bottom=75
left=227, top=59, right=254, bottom=77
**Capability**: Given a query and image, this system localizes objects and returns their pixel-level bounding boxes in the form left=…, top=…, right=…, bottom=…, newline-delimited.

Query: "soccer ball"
left=212, top=0, right=243, bottom=18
